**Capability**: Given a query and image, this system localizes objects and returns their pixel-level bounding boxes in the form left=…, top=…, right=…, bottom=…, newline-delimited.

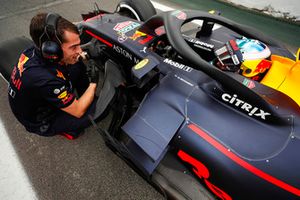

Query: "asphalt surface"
left=1, top=0, right=299, bottom=200
left=0, top=0, right=164, bottom=200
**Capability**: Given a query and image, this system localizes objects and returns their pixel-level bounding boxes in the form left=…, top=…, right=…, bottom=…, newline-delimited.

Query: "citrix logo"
left=222, top=93, right=271, bottom=120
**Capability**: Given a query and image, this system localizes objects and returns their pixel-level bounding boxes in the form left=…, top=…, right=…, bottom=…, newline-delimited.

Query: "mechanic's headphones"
left=39, top=13, right=63, bottom=62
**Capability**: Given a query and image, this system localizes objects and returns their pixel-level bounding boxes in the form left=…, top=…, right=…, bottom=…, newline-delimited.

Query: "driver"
left=214, top=37, right=272, bottom=80
left=8, top=13, right=100, bottom=139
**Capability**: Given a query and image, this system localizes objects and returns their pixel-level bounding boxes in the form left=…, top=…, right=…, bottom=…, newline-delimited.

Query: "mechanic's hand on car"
left=87, top=59, right=100, bottom=84
left=79, top=51, right=100, bottom=84
left=78, top=51, right=89, bottom=60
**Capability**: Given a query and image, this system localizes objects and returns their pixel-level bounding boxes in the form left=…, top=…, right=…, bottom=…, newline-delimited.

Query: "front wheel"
left=116, top=0, right=156, bottom=21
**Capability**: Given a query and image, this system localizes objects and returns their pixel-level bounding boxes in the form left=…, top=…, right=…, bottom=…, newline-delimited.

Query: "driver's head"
left=214, top=39, right=243, bottom=72
left=214, top=37, right=271, bottom=72
left=29, top=13, right=82, bottom=65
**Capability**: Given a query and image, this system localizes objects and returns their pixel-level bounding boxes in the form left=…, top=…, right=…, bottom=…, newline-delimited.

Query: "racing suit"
left=8, top=46, right=95, bottom=137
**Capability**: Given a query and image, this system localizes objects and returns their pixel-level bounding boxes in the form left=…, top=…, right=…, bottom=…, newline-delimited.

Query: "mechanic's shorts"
left=45, top=99, right=98, bottom=137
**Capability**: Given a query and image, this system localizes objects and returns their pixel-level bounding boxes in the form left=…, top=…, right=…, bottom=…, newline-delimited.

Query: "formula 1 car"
left=1, top=0, right=300, bottom=199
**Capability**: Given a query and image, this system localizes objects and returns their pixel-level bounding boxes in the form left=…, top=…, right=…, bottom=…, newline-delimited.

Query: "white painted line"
left=151, top=1, right=174, bottom=12
left=0, top=73, right=8, bottom=84
left=0, top=122, right=38, bottom=200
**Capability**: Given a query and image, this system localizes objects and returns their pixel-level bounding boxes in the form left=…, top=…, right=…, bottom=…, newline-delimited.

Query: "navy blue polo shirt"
left=8, top=46, right=76, bottom=135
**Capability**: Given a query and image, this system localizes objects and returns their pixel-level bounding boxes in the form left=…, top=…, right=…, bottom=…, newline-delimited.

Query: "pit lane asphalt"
left=0, top=0, right=164, bottom=199
left=1, top=0, right=298, bottom=199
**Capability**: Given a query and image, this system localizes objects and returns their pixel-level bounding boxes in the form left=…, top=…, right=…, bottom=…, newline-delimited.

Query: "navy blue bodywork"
left=79, top=10, right=300, bottom=200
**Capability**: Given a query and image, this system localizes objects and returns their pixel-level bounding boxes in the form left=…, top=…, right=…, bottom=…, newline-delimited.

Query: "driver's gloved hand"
left=87, top=59, right=100, bottom=84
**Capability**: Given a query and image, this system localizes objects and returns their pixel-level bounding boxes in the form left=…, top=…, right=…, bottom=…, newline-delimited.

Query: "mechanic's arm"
left=61, top=83, right=97, bottom=118
left=61, top=59, right=99, bottom=118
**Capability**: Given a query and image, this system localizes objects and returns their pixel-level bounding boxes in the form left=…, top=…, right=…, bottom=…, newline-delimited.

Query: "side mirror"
left=297, top=48, right=300, bottom=62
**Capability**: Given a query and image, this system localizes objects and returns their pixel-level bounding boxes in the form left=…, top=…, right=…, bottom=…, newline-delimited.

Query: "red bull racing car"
left=1, top=0, right=300, bottom=199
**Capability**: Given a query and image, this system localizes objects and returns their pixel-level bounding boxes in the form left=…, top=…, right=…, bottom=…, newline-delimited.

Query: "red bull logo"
left=129, top=30, right=153, bottom=45
left=130, top=31, right=147, bottom=41
left=17, top=54, right=29, bottom=77
left=56, top=70, right=66, bottom=80
left=178, top=150, right=232, bottom=200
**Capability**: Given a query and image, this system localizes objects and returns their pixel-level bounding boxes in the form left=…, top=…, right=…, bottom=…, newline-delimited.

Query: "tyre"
left=116, top=0, right=156, bottom=21
left=0, top=37, right=33, bottom=81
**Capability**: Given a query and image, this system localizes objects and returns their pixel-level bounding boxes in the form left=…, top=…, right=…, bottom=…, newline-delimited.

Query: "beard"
left=61, top=55, right=78, bottom=65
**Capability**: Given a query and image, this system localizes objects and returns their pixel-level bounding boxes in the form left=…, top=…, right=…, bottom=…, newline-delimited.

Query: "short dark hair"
left=29, top=13, right=80, bottom=48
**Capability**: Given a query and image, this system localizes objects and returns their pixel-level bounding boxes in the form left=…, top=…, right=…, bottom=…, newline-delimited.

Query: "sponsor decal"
left=130, top=30, right=146, bottom=41
left=171, top=10, right=187, bottom=20
left=57, top=91, right=68, bottom=99
left=117, top=32, right=128, bottom=43
left=113, top=45, right=140, bottom=64
left=129, top=30, right=153, bottom=44
left=138, top=34, right=153, bottom=45
left=254, top=60, right=272, bottom=73
left=188, top=38, right=214, bottom=51
left=163, top=58, right=193, bottom=72
left=10, top=66, right=22, bottom=90
left=53, top=89, right=60, bottom=95
left=134, top=59, right=149, bottom=70
left=229, top=39, right=239, bottom=51
left=53, top=86, right=66, bottom=95
left=221, top=93, right=270, bottom=120
left=57, top=90, right=74, bottom=105
left=17, top=54, right=29, bottom=77
left=155, top=26, right=165, bottom=36
left=231, top=54, right=240, bottom=65
left=215, top=46, right=227, bottom=56
left=188, top=123, right=300, bottom=197
left=174, top=74, right=194, bottom=86
left=242, top=78, right=256, bottom=89
left=178, top=150, right=232, bottom=200
left=56, top=70, right=66, bottom=80
left=140, top=47, right=147, bottom=54
left=8, top=86, right=16, bottom=98
left=61, top=93, right=74, bottom=105
left=113, top=21, right=140, bottom=34
left=9, top=53, right=29, bottom=91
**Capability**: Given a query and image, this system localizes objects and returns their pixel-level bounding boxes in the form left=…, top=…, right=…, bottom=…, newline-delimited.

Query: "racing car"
left=1, top=0, right=300, bottom=199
